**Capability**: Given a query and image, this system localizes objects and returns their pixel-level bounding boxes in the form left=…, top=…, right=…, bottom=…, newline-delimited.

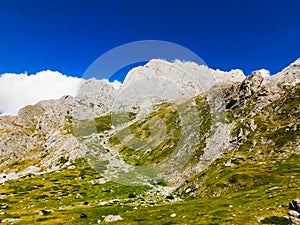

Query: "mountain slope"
left=0, top=58, right=299, bottom=224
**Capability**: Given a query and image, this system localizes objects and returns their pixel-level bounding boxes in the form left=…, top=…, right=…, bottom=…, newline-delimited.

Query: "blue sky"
left=0, top=0, right=299, bottom=78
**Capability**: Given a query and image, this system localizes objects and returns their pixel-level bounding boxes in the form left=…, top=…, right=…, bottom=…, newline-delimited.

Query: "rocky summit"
left=0, top=58, right=300, bottom=224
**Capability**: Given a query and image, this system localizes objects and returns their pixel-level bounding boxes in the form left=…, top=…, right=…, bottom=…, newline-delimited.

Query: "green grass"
left=109, top=103, right=182, bottom=166
left=0, top=158, right=154, bottom=224
left=71, top=114, right=112, bottom=137
left=0, top=159, right=295, bottom=225
left=109, top=96, right=212, bottom=168
left=68, top=112, right=137, bottom=137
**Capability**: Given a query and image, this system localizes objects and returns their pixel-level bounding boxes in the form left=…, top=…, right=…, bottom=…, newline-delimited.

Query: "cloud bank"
left=257, top=69, right=271, bottom=77
left=0, top=70, right=82, bottom=115
left=108, top=80, right=122, bottom=89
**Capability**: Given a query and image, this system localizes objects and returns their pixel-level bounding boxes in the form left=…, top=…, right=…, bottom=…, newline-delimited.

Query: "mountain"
left=0, top=58, right=299, bottom=224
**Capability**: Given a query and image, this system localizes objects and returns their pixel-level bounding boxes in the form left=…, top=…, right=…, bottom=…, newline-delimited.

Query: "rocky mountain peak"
left=117, top=59, right=245, bottom=114
left=123, top=59, right=245, bottom=91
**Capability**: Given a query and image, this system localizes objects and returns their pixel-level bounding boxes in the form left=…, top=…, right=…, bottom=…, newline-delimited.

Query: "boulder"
left=289, top=210, right=300, bottom=218
left=1, top=218, right=20, bottom=224
left=290, top=199, right=300, bottom=212
left=103, top=215, right=123, bottom=222
left=291, top=216, right=300, bottom=224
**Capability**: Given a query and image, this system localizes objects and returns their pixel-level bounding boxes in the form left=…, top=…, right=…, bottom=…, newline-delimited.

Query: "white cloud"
left=109, top=80, right=122, bottom=89
left=0, top=71, right=124, bottom=116
left=100, top=79, right=122, bottom=89
left=0, top=70, right=82, bottom=115
left=257, top=69, right=271, bottom=78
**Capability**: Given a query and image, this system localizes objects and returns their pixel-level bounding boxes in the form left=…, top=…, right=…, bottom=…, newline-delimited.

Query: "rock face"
left=72, top=79, right=118, bottom=120
left=290, top=199, right=300, bottom=213
left=123, top=59, right=245, bottom=91
left=225, top=71, right=264, bottom=109
left=289, top=199, right=300, bottom=224
left=225, top=58, right=300, bottom=118
left=117, top=59, right=245, bottom=113
left=0, top=95, right=83, bottom=177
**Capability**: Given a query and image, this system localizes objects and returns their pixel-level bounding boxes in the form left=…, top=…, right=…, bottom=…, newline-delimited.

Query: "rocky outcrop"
left=225, top=71, right=264, bottom=110
left=103, top=215, right=123, bottom=222
left=224, top=58, right=300, bottom=118
left=289, top=199, right=300, bottom=224
left=0, top=95, right=83, bottom=176
left=290, top=199, right=300, bottom=213
left=72, top=79, right=118, bottom=120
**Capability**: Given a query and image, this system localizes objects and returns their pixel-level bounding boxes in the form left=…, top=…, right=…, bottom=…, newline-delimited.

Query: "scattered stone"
left=224, top=160, right=233, bottom=167
left=289, top=210, right=300, bottom=218
left=166, top=195, right=175, bottom=200
left=291, top=216, right=300, bottom=224
left=99, top=178, right=107, bottom=184
left=185, top=188, right=191, bottom=193
left=39, top=209, right=52, bottom=215
left=288, top=200, right=300, bottom=224
left=68, top=165, right=76, bottom=170
left=104, top=130, right=109, bottom=137
left=293, top=145, right=300, bottom=155
left=1, top=218, right=20, bottom=224
left=64, top=161, right=72, bottom=166
left=99, top=201, right=108, bottom=206
left=0, top=204, right=9, bottom=209
left=103, top=215, right=123, bottom=222
left=267, top=186, right=280, bottom=191
left=110, top=199, right=120, bottom=203
left=128, top=193, right=136, bottom=198
left=290, top=199, right=300, bottom=212
left=80, top=213, right=88, bottom=218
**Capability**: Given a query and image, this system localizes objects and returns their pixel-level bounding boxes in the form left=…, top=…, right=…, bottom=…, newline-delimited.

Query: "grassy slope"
left=1, top=156, right=297, bottom=225
left=177, top=83, right=300, bottom=224
left=108, top=95, right=211, bottom=168
left=0, top=159, right=152, bottom=224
